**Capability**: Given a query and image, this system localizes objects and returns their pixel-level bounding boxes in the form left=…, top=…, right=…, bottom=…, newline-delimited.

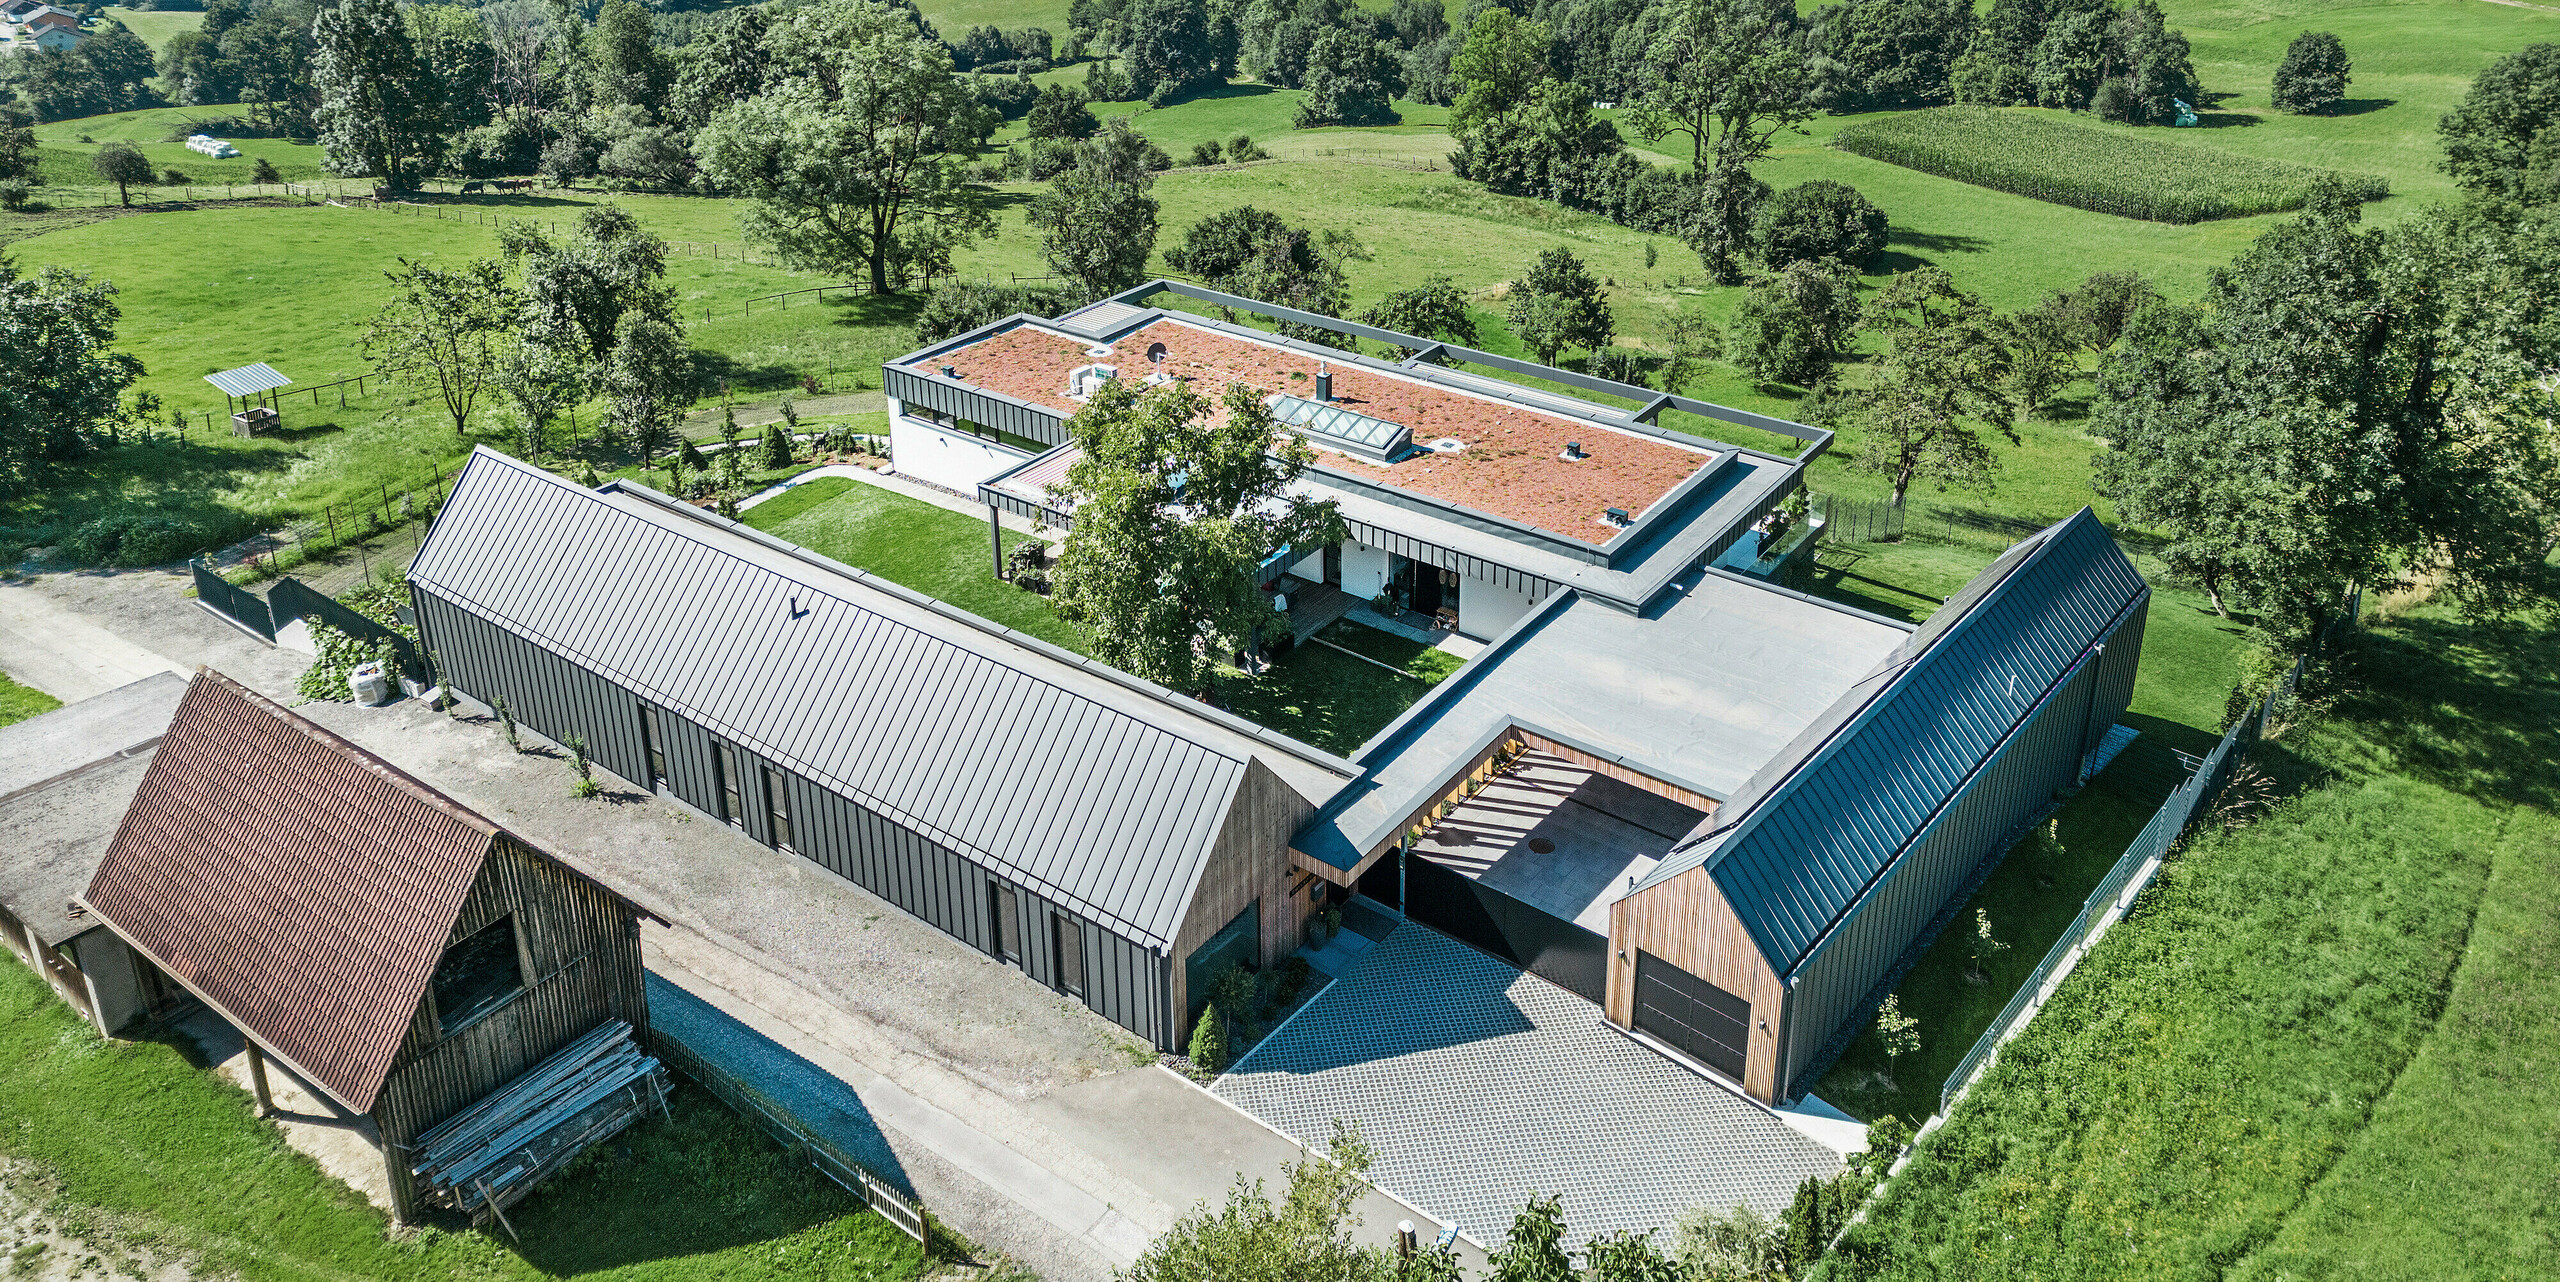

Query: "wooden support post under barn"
left=245, top=1041, right=274, bottom=1114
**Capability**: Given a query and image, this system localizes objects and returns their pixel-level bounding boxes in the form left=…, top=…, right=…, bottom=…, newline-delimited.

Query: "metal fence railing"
left=1938, top=654, right=2307, bottom=1114
left=650, top=1031, right=927, bottom=1244
left=1816, top=493, right=1906, bottom=544
left=227, top=467, right=456, bottom=590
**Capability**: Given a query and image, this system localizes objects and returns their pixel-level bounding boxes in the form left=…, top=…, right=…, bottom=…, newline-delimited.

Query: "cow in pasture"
left=461, top=180, right=486, bottom=194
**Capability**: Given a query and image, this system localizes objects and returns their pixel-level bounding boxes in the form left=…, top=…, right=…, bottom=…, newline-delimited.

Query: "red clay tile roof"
left=914, top=318, right=1711, bottom=544
left=83, top=671, right=499, bottom=1113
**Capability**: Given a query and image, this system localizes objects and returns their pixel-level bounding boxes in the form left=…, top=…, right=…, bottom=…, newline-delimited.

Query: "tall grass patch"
left=1832, top=107, right=2389, bottom=223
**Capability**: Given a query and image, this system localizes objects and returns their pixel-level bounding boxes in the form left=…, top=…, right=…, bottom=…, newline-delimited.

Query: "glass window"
left=1053, top=913, right=1084, bottom=997
left=714, top=742, right=742, bottom=825
left=991, top=884, right=1021, bottom=964
left=431, top=916, right=525, bottom=1035
left=765, top=766, right=793, bottom=852
left=638, top=705, right=667, bottom=788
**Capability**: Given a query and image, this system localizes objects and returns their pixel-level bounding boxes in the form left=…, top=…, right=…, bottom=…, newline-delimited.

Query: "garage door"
left=1632, top=951, right=1751, bottom=1080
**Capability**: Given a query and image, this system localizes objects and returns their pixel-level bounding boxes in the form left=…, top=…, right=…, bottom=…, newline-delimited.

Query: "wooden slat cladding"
left=1515, top=729, right=1721, bottom=816
left=1168, top=760, right=1317, bottom=1033
left=374, top=837, right=644, bottom=1220
left=1607, top=866, right=1786, bottom=1099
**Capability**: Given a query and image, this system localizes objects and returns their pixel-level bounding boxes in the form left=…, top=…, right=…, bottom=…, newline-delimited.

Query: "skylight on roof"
left=1268, top=394, right=1412, bottom=463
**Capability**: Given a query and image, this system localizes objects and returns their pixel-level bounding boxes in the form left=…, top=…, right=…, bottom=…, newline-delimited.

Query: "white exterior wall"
left=1457, top=574, right=1537, bottom=641
left=1288, top=547, right=1326, bottom=580
left=1340, top=543, right=1392, bottom=600
left=889, top=403, right=1030, bottom=496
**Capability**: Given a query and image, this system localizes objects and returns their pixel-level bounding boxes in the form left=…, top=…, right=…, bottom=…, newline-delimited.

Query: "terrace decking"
left=1413, top=752, right=1706, bottom=932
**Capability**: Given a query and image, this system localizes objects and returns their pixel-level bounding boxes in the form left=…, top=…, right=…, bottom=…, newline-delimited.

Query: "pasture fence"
left=221, top=464, right=457, bottom=591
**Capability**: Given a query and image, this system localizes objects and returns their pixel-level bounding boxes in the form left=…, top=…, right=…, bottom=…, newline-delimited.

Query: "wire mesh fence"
left=650, top=1031, right=926, bottom=1243
left=1814, top=493, right=1906, bottom=544
left=224, top=466, right=456, bottom=592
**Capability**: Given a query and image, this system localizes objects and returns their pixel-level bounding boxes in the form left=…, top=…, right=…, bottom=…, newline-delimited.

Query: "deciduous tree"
left=363, top=258, right=518, bottom=434
left=695, top=0, right=998, bottom=293
left=1844, top=265, right=2015, bottom=505
left=503, top=205, right=680, bottom=369
left=2270, top=30, right=2350, bottom=114
left=2438, top=42, right=2560, bottom=202
left=90, top=144, right=151, bottom=206
left=1049, top=377, right=1347, bottom=694
left=1359, top=275, right=1478, bottom=355
left=1124, top=1123, right=1450, bottom=1282
left=0, top=256, right=143, bottom=499
left=600, top=311, right=694, bottom=471
left=1163, top=204, right=1351, bottom=333
left=1754, top=178, right=1889, bottom=271
left=1505, top=247, right=1612, bottom=365
left=1029, top=118, right=1162, bottom=300
left=1626, top=0, right=1812, bottom=172
left=313, top=0, right=447, bottom=190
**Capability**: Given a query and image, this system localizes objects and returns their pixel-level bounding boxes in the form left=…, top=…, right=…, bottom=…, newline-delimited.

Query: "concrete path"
left=0, top=581, right=186, bottom=700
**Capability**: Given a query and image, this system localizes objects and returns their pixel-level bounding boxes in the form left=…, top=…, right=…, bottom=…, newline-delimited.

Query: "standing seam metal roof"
left=1643, top=509, right=2149, bottom=975
left=408, top=449, right=1314, bottom=948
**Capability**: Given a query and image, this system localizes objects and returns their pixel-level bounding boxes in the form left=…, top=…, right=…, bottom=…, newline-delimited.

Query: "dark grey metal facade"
left=884, top=366, right=1071, bottom=450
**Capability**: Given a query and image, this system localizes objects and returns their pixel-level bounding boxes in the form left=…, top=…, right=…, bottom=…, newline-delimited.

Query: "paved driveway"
left=1213, top=924, right=1843, bottom=1250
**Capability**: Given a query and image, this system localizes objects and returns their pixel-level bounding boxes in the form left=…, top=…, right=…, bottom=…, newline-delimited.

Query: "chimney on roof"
left=1315, top=362, right=1332, bottom=403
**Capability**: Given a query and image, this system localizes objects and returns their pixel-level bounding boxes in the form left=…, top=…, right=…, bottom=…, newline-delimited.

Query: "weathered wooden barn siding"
left=1605, top=866, right=1787, bottom=1097
left=415, top=585, right=1177, bottom=1050
left=371, top=837, right=644, bottom=1219
left=1167, top=760, right=1317, bottom=1035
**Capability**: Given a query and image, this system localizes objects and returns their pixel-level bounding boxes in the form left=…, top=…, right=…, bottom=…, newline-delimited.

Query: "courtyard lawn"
left=738, top=476, right=1086, bottom=653
left=0, top=671, right=62, bottom=728
left=1312, top=619, right=1467, bottom=683
left=0, top=956, right=925, bottom=1282
left=1222, top=641, right=1436, bottom=758
left=1833, top=607, right=2560, bottom=1280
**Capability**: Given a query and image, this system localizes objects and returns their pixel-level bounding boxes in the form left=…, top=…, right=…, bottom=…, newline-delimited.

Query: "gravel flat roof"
left=914, top=318, right=1715, bottom=545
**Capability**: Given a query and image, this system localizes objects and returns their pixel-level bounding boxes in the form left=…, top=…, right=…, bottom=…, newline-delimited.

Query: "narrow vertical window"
left=1053, top=913, right=1084, bottom=997
left=638, top=705, right=667, bottom=788
left=764, top=766, right=793, bottom=852
left=714, top=742, right=742, bottom=826
left=990, top=884, right=1021, bottom=964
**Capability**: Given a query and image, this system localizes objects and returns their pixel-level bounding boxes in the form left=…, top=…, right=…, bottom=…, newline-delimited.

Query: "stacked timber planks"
left=411, top=1020, right=669, bottom=1234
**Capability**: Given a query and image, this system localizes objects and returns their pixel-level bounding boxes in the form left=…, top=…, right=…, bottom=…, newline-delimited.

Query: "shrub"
left=759, top=422, right=794, bottom=469
left=251, top=156, right=282, bottom=184
left=1226, top=134, right=1269, bottom=162
left=297, top=621, right=401, bottom=703
left=1833, top=106, right=2389, bottom=223
left=0, top=179, right=27, bottom=212
left=912, top=279, right=1073, bottom=342
left=1728, top=286, right=1829, bottom=388
left=62, top=514, right=210, bottom=567
left=1754, top=179, right=1889, bottom=271
left=1187, top=139, right=1225, bottom=166
left=1188, top=1002, right=1228, bottom=1074
left=971, top=72, right=1040, bottom=120
left=1587, top=348, right=1651, bottom=388
left=2271, top=31, right=2351, bottom=114
left=160, top=168, right=190, bottom=186
left=2090, top=77, right=2134, bottom=122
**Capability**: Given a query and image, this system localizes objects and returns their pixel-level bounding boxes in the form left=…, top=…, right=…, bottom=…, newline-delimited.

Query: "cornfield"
left=1832, top=107, right=2390, bottom=224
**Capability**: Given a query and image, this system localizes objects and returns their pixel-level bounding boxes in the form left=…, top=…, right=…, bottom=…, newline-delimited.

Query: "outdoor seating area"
left=1413, top=751, right=1708, bottom=933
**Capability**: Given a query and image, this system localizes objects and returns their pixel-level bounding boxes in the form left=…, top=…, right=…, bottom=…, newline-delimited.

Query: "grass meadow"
left=0, top=955, right=925, bottom=1282
left=98, top=6, right=200, bottom=54
left=0, top=671, right=62, bottom=727
left=1833, top=605, right=2560, bottom=1281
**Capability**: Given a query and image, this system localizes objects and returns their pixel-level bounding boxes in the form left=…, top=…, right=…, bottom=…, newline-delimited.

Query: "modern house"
left=0, top=673, right=191, bottom=1037
left=6, top=5, right=79, bottom=49
left=413, top=282, right=2147, bottom=1104
left=79, top=670, right=650, bottom=1221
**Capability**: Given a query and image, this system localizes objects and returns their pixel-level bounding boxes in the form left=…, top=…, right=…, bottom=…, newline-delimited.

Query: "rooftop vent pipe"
left=1605, top=506, right=1632, bottom=527
left=1562, top=441, right=1586, bottom=461
left=940, top=364, right=957, bottom=379
left=1315, top=362, right=1332, bottom=403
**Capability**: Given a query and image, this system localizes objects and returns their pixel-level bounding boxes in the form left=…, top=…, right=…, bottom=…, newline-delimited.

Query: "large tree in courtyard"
left=696, top=0, right=998, bottom=293
left=2094, top=185, right=2560, bottom=648
left=0, top=256, right=143, bottom=500
left=312, top=0, right=447, bottom=189
left=1050, top=377, right=1347, bottom=694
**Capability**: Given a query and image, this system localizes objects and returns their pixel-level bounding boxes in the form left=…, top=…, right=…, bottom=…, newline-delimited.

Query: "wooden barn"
left=80, top=670, right=651, bottom=1223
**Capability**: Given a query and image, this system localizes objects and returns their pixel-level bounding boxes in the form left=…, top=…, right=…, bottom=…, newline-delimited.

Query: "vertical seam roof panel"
left=407, top=450, right=1281, bottom=947
left=1679, top=510, right=2147, bottom=974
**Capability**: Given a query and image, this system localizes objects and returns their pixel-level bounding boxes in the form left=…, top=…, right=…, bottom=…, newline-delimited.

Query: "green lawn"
left=99, top=6, right=200, bottom=54
left=1803, top=533, right=2253, bottom=1120
left=1222, top=640, right=1437, bottom=758
left=1312, top=619, right=1468, bottom=683
left=0, top=956, right=924, bottom=1281
left=739, top=476, right=1085, bottom=652
left=0, top=671, right=62, bottom=728
left=1833, top=606, right=2560, bottom=1280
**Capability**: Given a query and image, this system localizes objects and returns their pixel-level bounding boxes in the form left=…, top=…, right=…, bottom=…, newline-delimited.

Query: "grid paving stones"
left=1213, top=924, right=1842, bottom=1250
